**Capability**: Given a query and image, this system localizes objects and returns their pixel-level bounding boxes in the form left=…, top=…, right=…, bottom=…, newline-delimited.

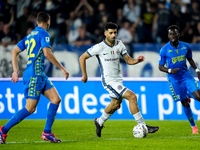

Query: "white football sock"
left=133, top=111, right=145, bottom=125
left=98, top=111, right=112, bottom=126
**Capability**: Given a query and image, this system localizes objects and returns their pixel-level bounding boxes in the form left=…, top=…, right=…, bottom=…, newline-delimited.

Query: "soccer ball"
left=133, top=124, right=148, bottom=138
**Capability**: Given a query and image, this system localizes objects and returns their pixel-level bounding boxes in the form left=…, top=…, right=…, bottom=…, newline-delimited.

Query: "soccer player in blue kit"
left=0, top=12, right=69, bottom=144
left=159, top=25, right=200, bottom=134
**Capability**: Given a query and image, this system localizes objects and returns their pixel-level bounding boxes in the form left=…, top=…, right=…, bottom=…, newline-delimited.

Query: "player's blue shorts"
left=168, top=76, right=200, bottom=102
left=23, top=76, right=54, bottom=99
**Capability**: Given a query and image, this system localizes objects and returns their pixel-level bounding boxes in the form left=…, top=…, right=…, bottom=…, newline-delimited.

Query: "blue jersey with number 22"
left=17, top=27, right=51, bottom=77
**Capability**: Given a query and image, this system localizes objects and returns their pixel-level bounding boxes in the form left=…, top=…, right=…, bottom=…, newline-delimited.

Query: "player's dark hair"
left=167, top=25, right=179, bottom=32
left=104, top=22, right=118, bottom=31
left=37, top=12, right=50, bottom=23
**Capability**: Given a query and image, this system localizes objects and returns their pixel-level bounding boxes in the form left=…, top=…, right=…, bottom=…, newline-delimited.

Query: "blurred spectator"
left=11, top=0, right=31, bottom=19
left=115, top=8, right=126, bottom=29
left=92, top=26, right=104, bottom=43
left=43, top=0, right=58, bottom=45
left=29, top=0, right=43, bottom=14
left=117, top=20, right=133, bottom=44
left=170, top=0, right=191, bottom=42
left=72, top=26, right=92, bottom=47
left=152, top=0, right=172, bottom=43
left=174, top=0, right=191, bottom=14
left=0, top=0, right=14, bottom=25
left=74, top=0, right=94, bottom=33
left=0, top=24, right=17, bottom=47
left=53, top=0, right=69, bottom=44
left=189, top=1, right=200, bottom=33
left=0, top=21, right=4, bottom=32
left=117, top=20, right=133, bottom=56
left=134, top=3, right=157, bottom=43
left=94, top=3, right=112, bottom=29
left=15, top=6, right=34, bottom=41
left=192, top=22, right=200, bottom=43
left=65, top=11, right=82, bottom=44
left=122, top=0, right=141, bottom=24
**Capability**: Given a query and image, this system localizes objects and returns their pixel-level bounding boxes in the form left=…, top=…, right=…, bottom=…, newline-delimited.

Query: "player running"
left=79, top=22, right=159, bottom=137
left=159, top=25, right=200, bottom=134
left=0, top=12, right=69, bottom=144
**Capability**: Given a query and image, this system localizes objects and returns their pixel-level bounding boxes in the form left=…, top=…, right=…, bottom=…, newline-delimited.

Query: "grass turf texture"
left=0, top=120, right=200, bottom=150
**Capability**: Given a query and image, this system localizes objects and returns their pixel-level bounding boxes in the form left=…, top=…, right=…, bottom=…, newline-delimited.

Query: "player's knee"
left=51, top=96, right=61, bottom=104
left=27, top=107, right=37, bottom=114
left=115, top=104, right=121, bottom=110
left=129, top=94, right=137, bottom=104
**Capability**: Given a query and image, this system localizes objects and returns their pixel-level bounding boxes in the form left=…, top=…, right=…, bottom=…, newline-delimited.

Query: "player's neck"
left=38, top=24, right=47, bottom=31
left=170, top=41, right=179, bottom=48
left=105, top=38, right=114, bottom=46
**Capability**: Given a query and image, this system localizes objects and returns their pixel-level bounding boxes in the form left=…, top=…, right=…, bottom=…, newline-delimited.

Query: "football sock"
left=183, top=106, right=196, bottom=127
left=133, top=111, right=145, bottom=125
left=3, top=108, right=30, bottom=134
left=98, top=111, right=112, bottom=126
left=44, top=103, right=59, bottom=133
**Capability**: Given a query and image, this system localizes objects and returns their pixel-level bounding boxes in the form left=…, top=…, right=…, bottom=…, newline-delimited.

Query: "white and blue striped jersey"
left=87, top=39, right=128, bottom=85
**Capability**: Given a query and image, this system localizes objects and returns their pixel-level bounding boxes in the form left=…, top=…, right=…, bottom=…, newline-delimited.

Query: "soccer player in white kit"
left=79, top=22, right=159, bottom=137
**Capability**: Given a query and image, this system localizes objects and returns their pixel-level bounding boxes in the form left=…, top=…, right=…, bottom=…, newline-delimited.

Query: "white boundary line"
left=0, top=77, right=198, bottom=82
left=0, top=77, right=169, bottom=81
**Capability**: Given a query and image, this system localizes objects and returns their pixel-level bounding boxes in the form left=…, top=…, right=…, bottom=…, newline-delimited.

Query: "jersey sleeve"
left=16, top=37, right=26, bottom=51
left=41, top=31, right=51, bottom=49
left=159, top=47, right=166, bottom=66
left=186, top=44, right=192, bottom=59
left=86, top=44, right=101, bottom=56
left=120, top=41, right=128, bottom=57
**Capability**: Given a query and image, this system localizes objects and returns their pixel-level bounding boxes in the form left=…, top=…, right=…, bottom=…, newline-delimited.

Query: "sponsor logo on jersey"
left=169, top=50, right=172, bottom=52
left=171, top=55, right=185, bottom=64
left=104, top=58, right=118, bottom=61
left=103, top=53, right=108, bottom=55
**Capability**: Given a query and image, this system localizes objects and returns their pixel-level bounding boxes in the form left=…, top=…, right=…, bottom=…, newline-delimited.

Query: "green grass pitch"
left=0, top=120, right=200, bottom=150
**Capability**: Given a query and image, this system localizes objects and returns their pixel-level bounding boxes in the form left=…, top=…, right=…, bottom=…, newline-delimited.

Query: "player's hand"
left=197, top=72, right=200, bottom=81
left=81, top=75, right=88, bottom=83
left=62, top=69, right=69, bottom=80
left=11, top=72, right=18, bottom=83
left=137, top=55, right=145, bottom=63
left=171, top=68, right=179, bottom=74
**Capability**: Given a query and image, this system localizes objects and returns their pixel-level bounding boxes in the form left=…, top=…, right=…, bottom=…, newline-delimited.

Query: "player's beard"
left=107, top=37, right=115, bottom=44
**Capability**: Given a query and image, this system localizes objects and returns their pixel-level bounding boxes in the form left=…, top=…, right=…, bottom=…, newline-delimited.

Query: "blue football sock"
left=183, top=106, right=196, bottom=127
left=3, top=108, right=30, bottom=134
left=44, top=103, right=59, bottom=133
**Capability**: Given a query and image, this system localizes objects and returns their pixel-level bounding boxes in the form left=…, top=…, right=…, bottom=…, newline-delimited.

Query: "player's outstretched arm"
left=43, top=47, right=69, bottom=80
left=187, top=57, right=200, bottom=80
left=79, top=52, right=90, bottom=83
left=123, top=54, right=145, bottom=65
left=11, top=46, right=21, bottom=83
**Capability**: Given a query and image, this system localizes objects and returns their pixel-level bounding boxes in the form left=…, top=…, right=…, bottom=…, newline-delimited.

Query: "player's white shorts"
left=103, top=82, right=128, bottom=99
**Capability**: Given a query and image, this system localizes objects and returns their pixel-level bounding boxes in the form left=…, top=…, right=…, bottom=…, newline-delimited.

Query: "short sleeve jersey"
left=87, top=39, right=128, bottom=85
left=159, top=41, right=192, bottom=80
left=17, top=27, right=51, bottom=77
